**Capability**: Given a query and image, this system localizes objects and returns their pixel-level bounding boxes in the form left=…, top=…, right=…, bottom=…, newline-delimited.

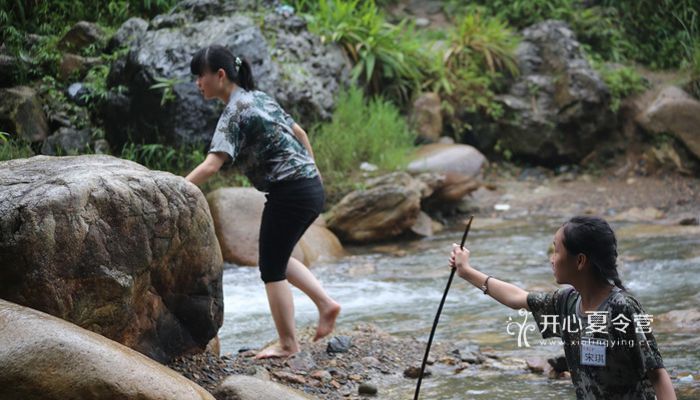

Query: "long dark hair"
left=190, top=45, right=255, bottom=91
left=562, top=216, right=626, bottom=291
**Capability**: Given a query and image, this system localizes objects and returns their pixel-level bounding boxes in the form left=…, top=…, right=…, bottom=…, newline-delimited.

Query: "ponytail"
left=190, top=45, right=256, bottom=91
left=562, top=216, right=627, bottom=291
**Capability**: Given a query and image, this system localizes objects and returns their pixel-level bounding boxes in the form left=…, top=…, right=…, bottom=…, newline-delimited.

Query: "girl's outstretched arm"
left=450, top=244, right=530, bottom=310
left=185, top=152, right=227, bottom=185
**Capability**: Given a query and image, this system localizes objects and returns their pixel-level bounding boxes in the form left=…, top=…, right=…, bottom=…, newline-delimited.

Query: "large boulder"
left=206, top=188, right=344, bottom=266
left=636, top=86, right=700, bottom=160
left=325, top=172, right=424, bottom=243
left=0, top=299, right=215, bottom=400
left=0, top=155, right=223, bottom=362
left=102, top=1, right=350, bottom=149
left=407, top=143, right=487, bottom=178
left=472, top=20, right=614, bottom=165
left=0, top=86, right=49, bottom=142
left=40, top=126, right=91, bottom=155
left=213, top=375, right=314, bottom=400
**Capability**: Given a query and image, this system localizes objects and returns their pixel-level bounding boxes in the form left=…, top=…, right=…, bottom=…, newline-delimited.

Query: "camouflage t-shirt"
left=527, top=287, right=664, bottom=400
left=208, top=88, right=319, bottom=191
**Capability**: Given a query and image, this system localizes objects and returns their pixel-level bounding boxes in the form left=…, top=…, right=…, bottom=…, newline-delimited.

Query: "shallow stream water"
left=218, top=218, right=700, bottom=399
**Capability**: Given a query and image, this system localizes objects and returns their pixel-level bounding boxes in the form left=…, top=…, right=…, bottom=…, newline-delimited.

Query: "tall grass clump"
left=295, top=0, right=429, bottom=105
left=311, top=87, right=415, bottom=191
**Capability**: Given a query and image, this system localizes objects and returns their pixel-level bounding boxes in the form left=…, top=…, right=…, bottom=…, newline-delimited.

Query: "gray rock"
left=58, top=21, right=106, bottom=52
left=214, top=374, right=314, bottom=400
left=410, top=92, right=443, bottom=142
left=325, top=173, right=423, bottom=243
left=0, top=155, right=223, bottom=362
left=102, top=3, right=350, bottom=149
left=67, top=82, right=91, bottom=106
left=0, top=86, right=49, bottom=142
left=286, top=351, right=317, bottom=372
left=636, top=86, right=700, bottom=160
left=106, top=17, right=149, bottom=52
left=327, top=336, right=352, bottom=353
left=40, top=127, right=91, bottom=155
left=0, top=299, right=215, bottom=400
left=358, top=382, right=378, bottom=395
left=471, top=20, right=614, bottom=165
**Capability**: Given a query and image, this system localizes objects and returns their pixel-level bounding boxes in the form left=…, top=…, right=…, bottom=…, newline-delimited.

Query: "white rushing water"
left=218, top=218, right=700, bottom=399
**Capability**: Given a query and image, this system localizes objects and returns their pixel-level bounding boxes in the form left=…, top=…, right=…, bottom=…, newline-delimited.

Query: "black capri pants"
left=258, top=175, right=325, bottom=283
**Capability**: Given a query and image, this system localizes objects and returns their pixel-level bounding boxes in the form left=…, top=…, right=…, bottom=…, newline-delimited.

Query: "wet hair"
left=561, top=216, right=626, bottom=291
left=190, top=45, right=255, bottom=91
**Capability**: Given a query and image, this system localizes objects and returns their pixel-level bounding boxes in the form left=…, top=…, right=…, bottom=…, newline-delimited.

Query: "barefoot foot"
left=314, top=301, right=341, bottom=341
left=254, top=344, right=299, bottom=359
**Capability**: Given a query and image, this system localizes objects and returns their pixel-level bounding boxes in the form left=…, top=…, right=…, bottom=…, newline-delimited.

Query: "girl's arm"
left=291, top=123, right=315, bottom=160
left=648, top=368, right=676, bottom=399
left=185, top=152, right=228, bottom=185
left=450, top=244, right=530, bottom=310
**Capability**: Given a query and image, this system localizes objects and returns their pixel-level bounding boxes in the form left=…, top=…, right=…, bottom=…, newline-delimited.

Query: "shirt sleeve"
left=208, top=107, right=241, bottom=163
left=527, top=288, right=570, bottom=339
left=282, top=110, right=295, bottom=128
left=616, top=296, right=665, bottom=373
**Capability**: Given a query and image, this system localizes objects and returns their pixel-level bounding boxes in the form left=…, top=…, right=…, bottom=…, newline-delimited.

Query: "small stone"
left=311, top=370, right=332, bottom=382
left=330, top=380, right=342, bottom=389
left=286, top=351, right=316, bottom=372
left=327, top=336, right=352, bottom=354
left=272, top=370, right=307, bottom=385
left=358, top=382, right=378, bottom=396
left=403, top=366, right=431, bottom=379
left=349, top=374, right=362, bottom=381
left=679, top=217, right=699, bottom=226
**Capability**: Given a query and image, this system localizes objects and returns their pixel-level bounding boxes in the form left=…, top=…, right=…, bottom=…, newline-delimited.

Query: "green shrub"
left=595, top=63, right=648, bottom=112
left=310, top=87, right=415, bottom=193
left=0, top=132, right=35, bottom=161
left=685, top=40, right=700, bottom=99
left=424, top=12, right=519, bottom=133
left=120, top=142, right=206, bottom=173
left=601, top=0, right=699, bottom=69
left=295, top=0, right=429, bottom=104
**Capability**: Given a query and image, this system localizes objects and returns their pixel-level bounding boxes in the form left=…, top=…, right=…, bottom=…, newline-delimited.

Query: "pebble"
left=327, top=336, right=352, bottom=353
left=403, top=366, right=431, bottom=379
left=358, top=382, right=378, bottom=396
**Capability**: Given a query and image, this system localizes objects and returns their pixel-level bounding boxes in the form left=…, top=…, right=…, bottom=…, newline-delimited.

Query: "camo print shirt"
left=527, top=287, right=665, bottom=400
left=208, top=88, right=318, bottom=191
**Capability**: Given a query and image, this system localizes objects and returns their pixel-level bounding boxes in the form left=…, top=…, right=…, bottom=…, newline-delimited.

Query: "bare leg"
left=286, top=257, right=341, bottom=341
left=254, top=280, right=300, bottom=359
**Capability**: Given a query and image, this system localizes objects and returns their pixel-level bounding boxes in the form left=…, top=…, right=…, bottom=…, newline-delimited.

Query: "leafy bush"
left=310, top=87, right=415, bottom=193
left=423, top=12, right=519, bottom=135
left=684, top=40, right=700, bottom=99
left=0, top=132, right=35, bottom=161
left=446, top=0, right=699, bottom=69
left=295, top=0, right=429, bottom=104
left=595, top=64, right=648, bottom=112
left=601, top=0, right=699, bottom=69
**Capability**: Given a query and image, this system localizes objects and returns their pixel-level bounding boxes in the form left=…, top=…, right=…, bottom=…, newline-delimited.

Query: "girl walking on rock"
left=185, top=45, right=340, bottom=359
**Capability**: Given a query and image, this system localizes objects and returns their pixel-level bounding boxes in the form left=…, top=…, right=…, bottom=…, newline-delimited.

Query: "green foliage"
left=150, top=76, right=185, bottom=106
left=120, top=142, right=207, bottom=173
left=595, top=63, right=648, bottom=112
left=447, top=0, right=699, bottom=69
left=310, top=87, right=415, bottom=192
left=0, top=133, right=35, bottom=161
left=685, top=40, right=700, bottom=99
left=0, top=0, right=176, bottom=34
left=424, top=12, right=519, bottom=129
left=295, top=0, right=429, bottom=104
left=601, top=0, right=699, bottom=69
